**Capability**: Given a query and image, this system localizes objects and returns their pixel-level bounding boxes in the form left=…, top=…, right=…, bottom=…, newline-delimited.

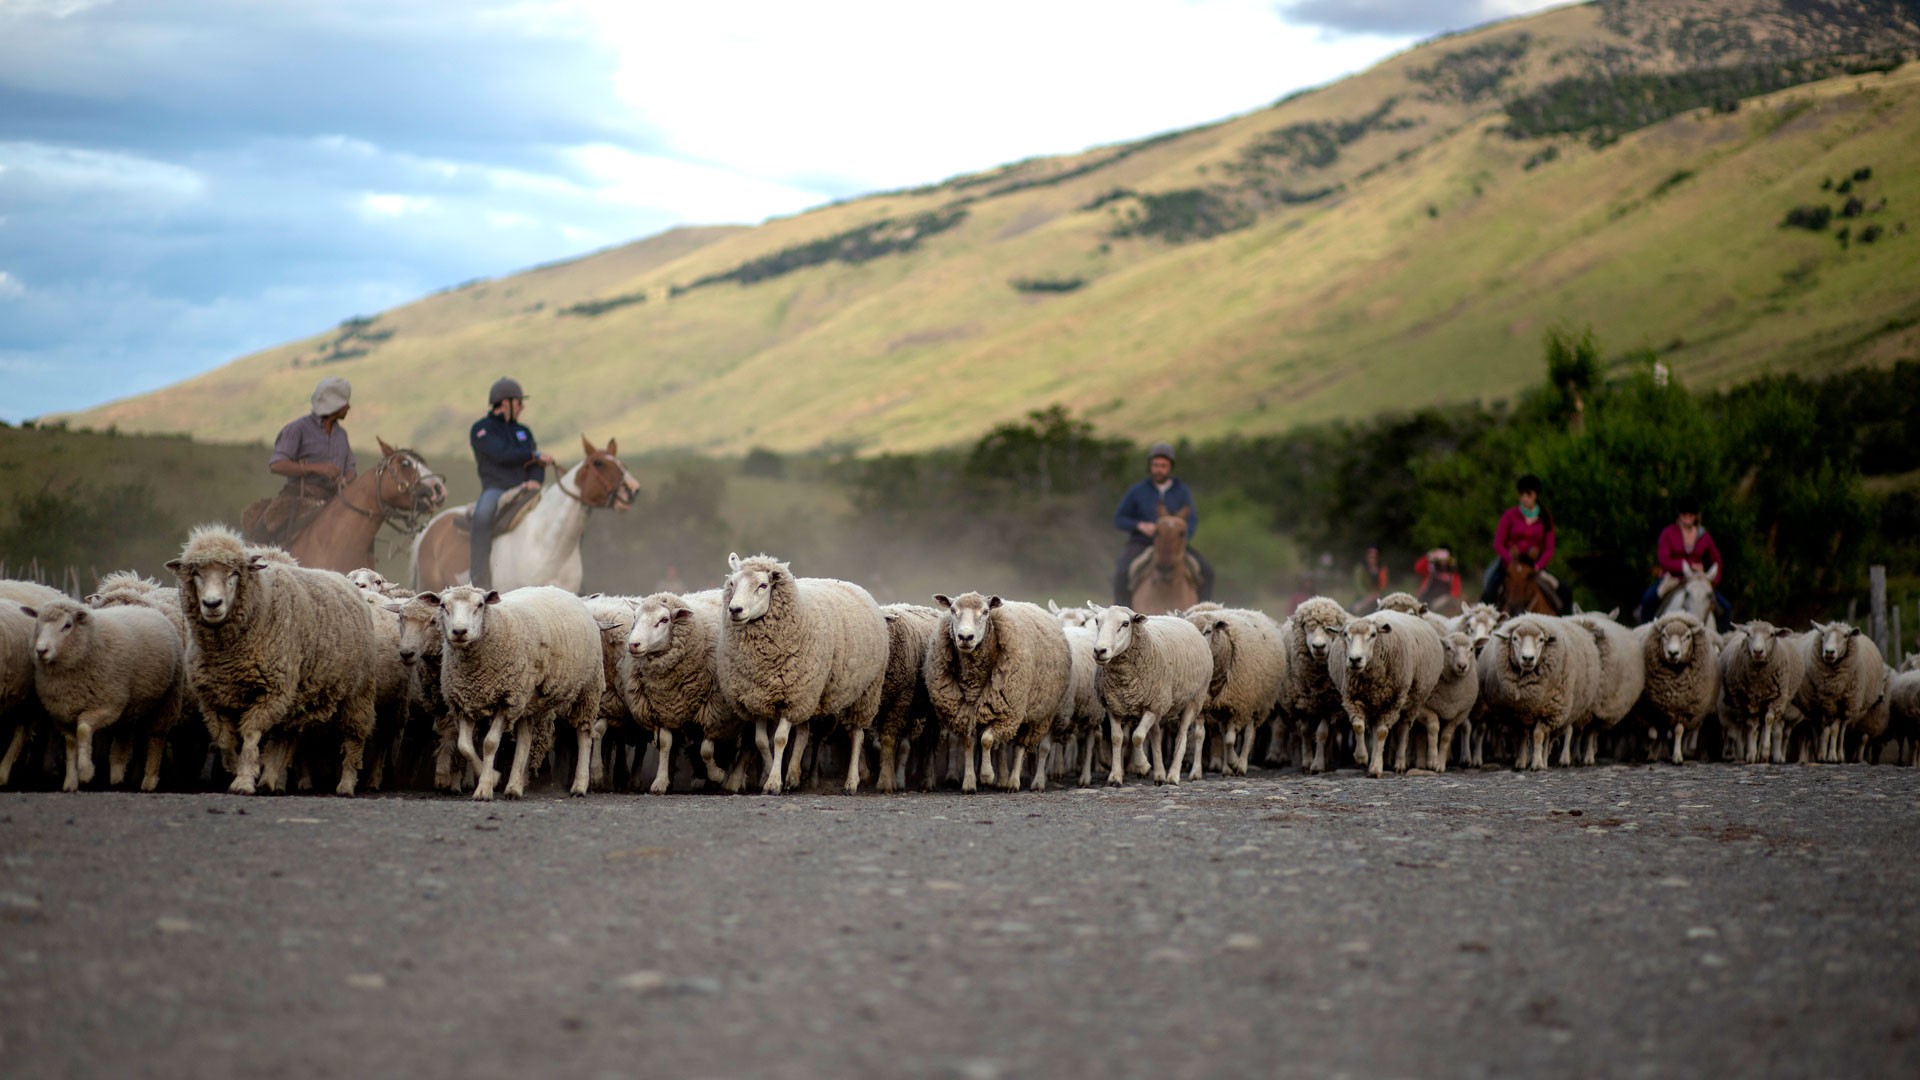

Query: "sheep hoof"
left=763, top=781, right=783, bottom=796
left=227, top=777, right=256, bottom=795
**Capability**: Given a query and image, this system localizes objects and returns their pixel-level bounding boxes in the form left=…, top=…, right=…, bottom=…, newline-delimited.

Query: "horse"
left=1501, top=555, right=1557, bottom=617
left=1655, top=563, right=1718, bottom=623
left=284, top=439, right=447, bottom=574
left=1128, top=504, right=1201, bottom=616
left=412, top=436, right=638, bottom=593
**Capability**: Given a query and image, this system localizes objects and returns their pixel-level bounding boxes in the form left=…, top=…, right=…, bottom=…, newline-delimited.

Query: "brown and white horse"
left=412, top=436, right=638, bottom=593
left=287, top=439, right=447, bottom=573
left=1129, top=504, right=1201, bottom=616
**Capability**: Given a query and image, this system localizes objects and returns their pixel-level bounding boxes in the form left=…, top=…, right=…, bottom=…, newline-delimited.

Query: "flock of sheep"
left=3, top=523, right=1918, bottom=799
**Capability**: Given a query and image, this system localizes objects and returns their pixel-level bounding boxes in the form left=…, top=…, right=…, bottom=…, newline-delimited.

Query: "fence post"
left=1893, top=604, right=1905, bottom=669
left=1869, top=565, right=1887, bottom=659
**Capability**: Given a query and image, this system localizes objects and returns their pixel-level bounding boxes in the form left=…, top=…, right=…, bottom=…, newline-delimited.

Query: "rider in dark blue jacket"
left=1111, top=442, right=1215, bottom=605
left=469, top=377, right=554, bottom=589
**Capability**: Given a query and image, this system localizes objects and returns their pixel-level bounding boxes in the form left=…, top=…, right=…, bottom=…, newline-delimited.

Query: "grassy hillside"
left=57, top=0, right=1920, bottom=458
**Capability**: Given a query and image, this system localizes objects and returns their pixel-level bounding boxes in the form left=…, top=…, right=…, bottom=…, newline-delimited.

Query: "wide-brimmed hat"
left=310, top=376, right=352, bottom=417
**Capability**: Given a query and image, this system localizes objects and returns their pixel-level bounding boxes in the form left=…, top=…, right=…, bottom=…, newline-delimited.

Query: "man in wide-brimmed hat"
left=245, top=376, right=359, bottom=544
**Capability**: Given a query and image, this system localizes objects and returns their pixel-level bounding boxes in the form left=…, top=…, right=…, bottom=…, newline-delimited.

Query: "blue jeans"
left=470, top=487, right=509, bottom=590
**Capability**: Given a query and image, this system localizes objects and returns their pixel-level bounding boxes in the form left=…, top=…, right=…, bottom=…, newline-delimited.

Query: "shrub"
left=1781, top=205, right=1832, bottom=230
left=559, top=292, right=646, bottom=317
left=1009, top=276, right=1086, bottom=294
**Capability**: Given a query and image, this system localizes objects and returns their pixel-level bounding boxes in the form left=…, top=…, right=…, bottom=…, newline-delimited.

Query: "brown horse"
left=1129, top=504, right=1201, bottom=616
left=1501, top=555, right=1558, bottom=617
left=286, top=439, right=447, bottom=573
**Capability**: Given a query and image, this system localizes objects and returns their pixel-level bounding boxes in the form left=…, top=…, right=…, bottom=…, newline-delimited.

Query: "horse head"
left=1151, top=505, right=1189, bottom=574
left=572, top=435, right=640, bottom=510
left=373, top=437, right=446, bottom=515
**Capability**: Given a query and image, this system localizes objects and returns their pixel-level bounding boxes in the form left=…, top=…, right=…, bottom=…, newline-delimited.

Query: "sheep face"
left=1444, top=632, right=1475, bottom=677
left=432, top=586, right=501, bottom=647
left=168, top=553, right=266, bottom=626
left=391, top=604, right=440, bottom=666
left=1048, top=600, right=1090, bottom=628
left=1090, top=605, right=1145, bottom=665
left=723, top=554, right=784, bottom=623
left=1816, top=621, right=1861, bottom=664
left=1340, top=617, right=1394, bottom=673
left=628, top=596, right=688, bottom=657
left=1498, top=619, right=1555, bottom=673
left=934, top=592, right=1001, bottom=654
left=1459, top=604, right=1501, bottom=652
left=1658, top=619, right=1703, bottom=665
left=347, top=569, right=388, bottom=594
left=1737, top=621, right=1789, bottom=662
left=21, top=601, right=87, bottom=665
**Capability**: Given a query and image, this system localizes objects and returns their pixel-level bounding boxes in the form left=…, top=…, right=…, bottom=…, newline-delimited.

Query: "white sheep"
left=1798, top=621, right=1889, bottom=764
left=925, top=592, right=1073, bottom=793
left=1478, top=614, right=1600, bottom=771
left=1890, top=665, right=1920, bottom=762
left=387, top=594, right=464, bottom=792
left=1278, top=596, right=1350, bottom=774
left=18, top=597, right=183, bottom=792
left=874, top=603, right=944, bottom=793
left=1423, top=630, right=1479, bottom=772
left=1329, top=610, right=1445, bottom=778
left=580, top=593, right=644, bottom=791
left=625, top=590, right=750, bottom=794
left=1087, top=604, right=1212, bottom=786
left=1565, top=611, right=1645, bottom=766
left=1048, top=599, right=1092, bottom=628
left=1, top=579, right=70, bottom=787
left=1637, top=612, right=1721, bottom=766
left=1182, top=604, right=1286, bottom=777
left=717, top=553, right=889, bottom=796
left=1449, top=602, right=1504, bottom=653
left=1054, top=622, right=1107, bottom=788
left=168, top=525, right=378, bottom=795
left=1715, top=621, right=1807, bottom=764
left=424, top=585, right=605, bottom=800
left=1377, top=591, right=1453, bottom=638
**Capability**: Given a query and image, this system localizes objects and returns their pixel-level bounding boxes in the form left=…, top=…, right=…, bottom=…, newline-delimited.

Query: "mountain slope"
left=59, top=0, right=1920, bottom=456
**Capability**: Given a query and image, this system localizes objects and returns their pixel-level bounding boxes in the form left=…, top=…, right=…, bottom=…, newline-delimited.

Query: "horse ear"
left=378, top=436, right=396, bottom=455
left=605, top=437, right=618, bottom=456
left=581, top=435, right=597, bottom=458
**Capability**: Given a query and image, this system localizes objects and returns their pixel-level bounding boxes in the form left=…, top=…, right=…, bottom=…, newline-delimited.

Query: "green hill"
left=56, top=0, right=1920, bottom=457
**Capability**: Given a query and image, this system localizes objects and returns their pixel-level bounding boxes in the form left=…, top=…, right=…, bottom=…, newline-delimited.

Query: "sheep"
left=1449, top=602, right=1503, bottom=653
left=423, top=585, right=604, bottom=800
left=874, top=603, right=944, bottom=793
left=1423, top=631, right=1479, bottom=772
left=1277, top=597, right=1350, bottom=773
left=625, top=590, right=751, bottom=794
left=1328, top=610, right=1444, bottom=778
left=167, top=525, right=378, bottom=795
left=1, top=580, right=70, bottom=787
left=1087, top=604, right=1212, bottom=786
left=1637, top=612, right=1721, bottom=766
left=349, top=590, right=415, bottom=792
left=580, top=593, right=645, bottom=791
left=387, top=594, right=464, bottom=791
left=17, top=598, right=184, bottom=792
left=924, top=592, right=1073, bottom=793
left=1565, top=611, right=1645, bottom=766
left=717, top=553, right=889, bottom=796
left=1377, top=592, right=1453, bottom=637
left=1798, top=621, right=1889, bottom=764
left=1891, top=666, right=1920, bottom=762
left=1478, top=614, right=1601, bottom=771
left=1054, top=622, right=1107, bottom=788
left=1715, top=621, right=1807, bottom=764
left=1047, top=599, right=1092, bottom=628
left=1182, top=605, right=1286, bottom=778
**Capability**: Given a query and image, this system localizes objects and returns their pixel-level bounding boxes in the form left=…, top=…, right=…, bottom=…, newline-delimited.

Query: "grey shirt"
left=268, top=414, right=357, bottom=480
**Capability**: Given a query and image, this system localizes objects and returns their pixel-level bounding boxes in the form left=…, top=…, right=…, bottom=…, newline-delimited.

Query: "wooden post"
left=1892, top=604, right=1904, bottom=669
left=1869, top=565, right=1887, bottom=658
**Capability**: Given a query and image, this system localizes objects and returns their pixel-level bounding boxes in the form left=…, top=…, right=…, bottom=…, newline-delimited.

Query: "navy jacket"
left=1114, top=478, right=1198, bottom=540
left=471, top=414, right=545, bottom=491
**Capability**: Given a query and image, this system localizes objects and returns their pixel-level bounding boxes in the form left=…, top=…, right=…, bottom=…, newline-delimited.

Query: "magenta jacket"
left=1657, top=524, right=1722, bottom=582
left=1494, top=507, right=1554, bottom=571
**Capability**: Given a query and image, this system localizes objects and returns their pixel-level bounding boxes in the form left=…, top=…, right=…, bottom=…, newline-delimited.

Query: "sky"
left=0, top=0, right=1570, bottom=421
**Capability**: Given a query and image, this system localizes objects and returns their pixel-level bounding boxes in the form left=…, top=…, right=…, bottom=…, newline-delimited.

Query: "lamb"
left=1715, top=621, right=1807, bottom=764
left=1637, top=612, right=1721, bottom=766
left=925, top=592, right=1073, bottom=793
left=874, top=603, right=944, bottom=793
left=18, top=598, right=183, bottom=792
left=1, top=579, right=70, bottom=787
left=717, top=553, right=889, bottom=796
left=1182, top=604, right=1286, bottom=778
left=1277, top=597, right=1350, bottom=773
left=1087, top=604, right=1212, bottom=786
left=167, top=525, right=378, bottom=795
left=423, top=585, right=604, bottom=800
left=1565, top=611, right=1645, bottom=765
left=625, top=590, right=750, bottom=794
left=1423, top=631, right=1479, bottom=772
left=1797, top=621, right=1889, bottom=764
left=1478, top=614, right=1600, bottom=771
left=1328, top=610, right=1445, bottom=778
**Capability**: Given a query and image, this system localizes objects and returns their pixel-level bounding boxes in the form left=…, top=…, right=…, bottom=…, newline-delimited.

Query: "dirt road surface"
left=3, top=764, right=1917, bottom=1078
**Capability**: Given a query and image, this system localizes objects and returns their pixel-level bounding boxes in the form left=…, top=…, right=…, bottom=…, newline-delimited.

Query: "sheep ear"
left=418, top=592, right=442, bottom=607
left=987, top=596, right=1003, bottom=609
left=84, top=593, right=101, bottom=604
left=933, top=594, right=952, bottom=610
left=883, top=611, right=899, bottom=623
left=380, top=600, right=407, bottom=614
left=672, top=608, right=694, bottom=622
left=1543, top=633, right=1555, bottom=644
left=1848, top=626, right=1862, bottom=637
left=585, top=592, right=603, bottom=600
left=1491, top=630, right=1511, bottom=640
left=596, top=619, right=625, bottom=633
left=72, top=608, right=89, bottom=623
left=1048, top=600, right=1061, bottom=614
left=1379, top=621, right=1393, bottom=634
left=247, top=555, right=270, bottom=572
left=1773, top=627, right=1794, bottom=638
left=1130, top=613, right=1147, bottom=625
left=18, top=605, right=36, bottom=618
left=484, top=590, right=502, bottom=605
left=728, top=552, right=742, bottom=573
left=1214, top=618, right=1229, bottom=633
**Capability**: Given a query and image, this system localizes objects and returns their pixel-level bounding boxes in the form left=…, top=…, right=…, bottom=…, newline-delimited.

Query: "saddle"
left=448, top=487, right=542, bottom=537
left=241, top=494, right=329, bottom=547
left=1127, top=546, right=1203, bottom=594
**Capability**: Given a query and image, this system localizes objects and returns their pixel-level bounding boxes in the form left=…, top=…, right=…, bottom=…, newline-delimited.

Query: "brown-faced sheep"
left=925, top=593, right=1073, bottom=793
left=1088, top=604, right=1212, bottom=786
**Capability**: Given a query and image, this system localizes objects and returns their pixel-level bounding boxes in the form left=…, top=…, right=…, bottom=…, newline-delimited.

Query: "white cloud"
left=0, top=142, right=205, bottom=199
left=359, top=192, right=438, bottom=218
left=0, top=271, right=24, bottom=299
left=564, top=143, right=826, bottom=223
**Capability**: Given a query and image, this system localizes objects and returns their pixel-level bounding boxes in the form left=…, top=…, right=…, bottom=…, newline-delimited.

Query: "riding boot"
left=1479, top=560, right=1503, bottom=605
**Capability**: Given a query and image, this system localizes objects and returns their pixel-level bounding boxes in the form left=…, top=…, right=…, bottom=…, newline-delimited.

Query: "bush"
left=1781, top=205, right=1832, bottom=230
left=1009, top=276, right=1086, bottom=294
left=741, top=447, right=785, bottom=479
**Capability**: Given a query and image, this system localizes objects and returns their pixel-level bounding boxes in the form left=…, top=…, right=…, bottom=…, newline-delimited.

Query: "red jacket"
left=1414, top=554, right=1461, bottom=598
left=1657, top=524, right=1722, bottom=583
left=1494, top=507, right=1554, bottom=571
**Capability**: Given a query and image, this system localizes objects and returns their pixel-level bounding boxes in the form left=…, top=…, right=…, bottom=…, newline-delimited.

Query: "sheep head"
left=167, top=523, right=270, bottom=627
left=1444, top=631, right=1476, bottom=677
left=1458, top=603, right=1502, bottom=653
left=935, top=592, right=1001, bottom=655
left=630, top=593, right=694, bottom=657
left=1655, top=614, right=1705, bottom=665
left=387, top=597, right=442, bottom=666
left=1815, top=620, right=1861, bottom=664
left=1340, top=615, right=1395, bottom=673
left=1737, top=621, right=1791, bottom=662
left=20, top=599, right=88, bottom=665
left=1493, top=615, right=1556, bottom=673
left=1090, top=604, right=1145, bottom=665
left=426, top=585, right=501, bottom=647
left=724, top=552, right=788, bottom=624
left=1293, top=597, right=1348, bottom=659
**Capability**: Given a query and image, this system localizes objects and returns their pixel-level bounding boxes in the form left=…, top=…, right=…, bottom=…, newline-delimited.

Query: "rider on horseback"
left=250, top=377, right=357, bottom=544
left=469, top=377, right=555, bottom=590
left=1635, top=498, right=1730, bottom=626
left=1110, top=441, right=1215, bottom=605
left=1479, top=474, right=1567, bottom=612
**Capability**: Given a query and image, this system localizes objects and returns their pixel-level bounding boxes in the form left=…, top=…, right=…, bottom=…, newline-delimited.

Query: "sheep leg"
left=1671, top=725, right=1685, bottom=766
left=784, top=722, right=811, bottom=792
left=1364, top=719, right=1388, bottom=779
left=500, top=716, right=536, bottom=799
left=107, top=733, right=131, bottom=788
left=1189, top=721, right=1205, bottom=782
left=1127, top=722, right=1151, bottom=776
left=61, top=728, right=81, bottom=793
left=962, top=727, right=980, bottom=793
left=0, top=723, right=27, bottom=786
left=472, top=714, right=508, bottom=801
left=1309, top=719, right=1329, bottom=774
left=844, top=728, right=864, bottom=795
left=588, top=726, right=606, bottom=789
left=229, top=728, right=266, bottom=795
left=1079, top=730, right=1097, bottom=788
left=1104, top=718, right=1127, bottom=787
left=1523, top=724, right=1547, bottom=772
left=700, top=737, right=726, bottom=784
left=1005, top=744, right=1026, bottom=791
left=139, top=728, right=167, bottom=793
left=875, top=734, right=898, bottom=794
left=1557, top=727, right=1573, bottom=768
left=649, top=728, right=675, bottom=795
left=435, top=733, right=458, bottom=792
left=1029, top=736, right=1051, bottom=792
left=723, top=743, right=751, bottom=794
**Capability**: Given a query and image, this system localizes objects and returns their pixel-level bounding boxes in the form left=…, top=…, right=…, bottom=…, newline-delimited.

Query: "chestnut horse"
left=287, top=439, right=447, bottom=573
left=1501, top=555, right=1558, bottom=617
left=412, top=436, right=638, bottom=593
left=1129, top=504, right=1201, bottom=616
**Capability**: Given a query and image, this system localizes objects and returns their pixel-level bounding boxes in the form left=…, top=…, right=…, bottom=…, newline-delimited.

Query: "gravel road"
left=3, top=763, right=1917, bottom=1079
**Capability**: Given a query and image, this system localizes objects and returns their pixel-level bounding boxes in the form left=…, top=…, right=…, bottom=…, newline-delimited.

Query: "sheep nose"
left=729, top=606, right=744, bottom=616
left=449, top=627, right=468, bottom=641
left=201, top=597, right=222, bottom=611
left=34, top=647, right=47, bottom=659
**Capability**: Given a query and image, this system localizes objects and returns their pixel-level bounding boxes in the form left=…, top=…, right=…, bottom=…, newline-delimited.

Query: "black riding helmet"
left=489, top=377, right=526, bottom=406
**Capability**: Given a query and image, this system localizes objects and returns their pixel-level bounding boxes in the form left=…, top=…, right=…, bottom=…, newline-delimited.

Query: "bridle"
left=338, top=448, right=444, bottom=538
left=556, top=453, right=634, bottom=510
